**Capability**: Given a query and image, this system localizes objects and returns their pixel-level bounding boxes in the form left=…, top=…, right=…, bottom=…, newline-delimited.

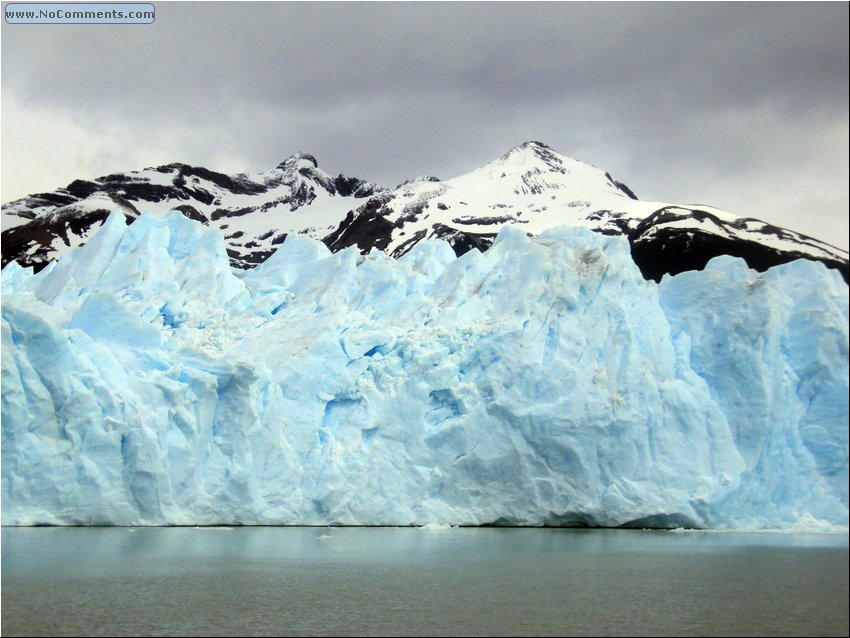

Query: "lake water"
left=1, top=527, right=847, bottom=636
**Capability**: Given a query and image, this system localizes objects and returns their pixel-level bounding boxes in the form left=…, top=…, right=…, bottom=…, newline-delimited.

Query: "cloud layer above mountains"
left=2, top=3, right=847, bottom=249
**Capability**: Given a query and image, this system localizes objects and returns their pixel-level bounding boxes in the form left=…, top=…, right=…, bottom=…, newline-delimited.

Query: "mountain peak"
left=499, top=140, right=554, bottom=161
left=396, top=175, right=441, bottom=189
left=495, top=140, right=587, bottom=174
left=276, top=152, right=319, bottom=171
left=486, top=141, right=643, bottom=201
left=520, top=140, right=552, bottom=150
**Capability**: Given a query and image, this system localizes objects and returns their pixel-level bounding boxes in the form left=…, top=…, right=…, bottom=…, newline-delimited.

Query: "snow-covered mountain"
left=2, top=212, right=847, bottom=528
left=3, top=142, right=847, bottom=282
left=1, top=153, right=382, bottom=270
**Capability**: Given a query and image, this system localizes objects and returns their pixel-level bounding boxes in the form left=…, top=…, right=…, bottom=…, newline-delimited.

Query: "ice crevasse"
left=1, top=211, right=847, bottom=529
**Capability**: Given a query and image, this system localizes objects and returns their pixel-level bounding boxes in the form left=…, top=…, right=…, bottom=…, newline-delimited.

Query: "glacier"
left=1, top=211, right=847, bottom=529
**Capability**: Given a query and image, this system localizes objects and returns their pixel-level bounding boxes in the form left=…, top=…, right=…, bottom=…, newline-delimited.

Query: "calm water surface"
left=1, top=527, right=847, bottom=636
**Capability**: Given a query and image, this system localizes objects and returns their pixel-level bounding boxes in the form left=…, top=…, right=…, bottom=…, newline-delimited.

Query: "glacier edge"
left=1, top=211, right=847, bottom=529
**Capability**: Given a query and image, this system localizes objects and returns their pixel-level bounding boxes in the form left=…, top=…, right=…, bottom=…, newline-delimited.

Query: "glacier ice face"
left=1, top=211, right=847, bottom=529
left=658, top=257, right=849, bottom=528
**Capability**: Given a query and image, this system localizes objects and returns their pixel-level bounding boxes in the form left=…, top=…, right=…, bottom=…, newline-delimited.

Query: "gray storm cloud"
left=2, top=2, right=847, bottom=248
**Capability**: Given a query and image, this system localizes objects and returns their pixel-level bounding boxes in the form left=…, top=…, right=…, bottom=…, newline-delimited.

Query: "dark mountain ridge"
left=3, top=142, right=847, bottom=283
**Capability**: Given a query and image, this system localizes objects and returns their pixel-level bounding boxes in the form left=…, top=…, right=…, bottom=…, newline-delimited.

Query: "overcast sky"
left=2, top=2, right=848, bottom=250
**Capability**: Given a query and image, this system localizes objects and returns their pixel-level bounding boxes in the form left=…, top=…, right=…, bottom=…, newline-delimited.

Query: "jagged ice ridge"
left=1, top=211, right=847, bottom=529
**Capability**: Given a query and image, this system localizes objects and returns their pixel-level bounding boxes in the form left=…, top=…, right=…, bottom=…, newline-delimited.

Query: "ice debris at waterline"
left=1, top=211, right=848, bottom=529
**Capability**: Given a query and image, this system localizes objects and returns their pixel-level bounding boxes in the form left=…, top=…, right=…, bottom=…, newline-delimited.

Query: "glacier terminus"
left=2, top=206, right=847, bottom=529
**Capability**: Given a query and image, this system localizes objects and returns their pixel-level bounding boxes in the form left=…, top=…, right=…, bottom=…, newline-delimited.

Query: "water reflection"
left=2, top=527, right=848, bottom=636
